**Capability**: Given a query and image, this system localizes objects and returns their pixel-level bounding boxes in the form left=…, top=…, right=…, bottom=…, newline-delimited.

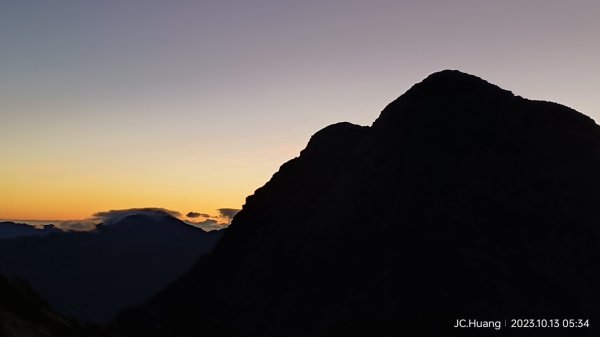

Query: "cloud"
left=92, top=207, right=182, bottom=225
left=184, top=207, right=241, bottom=231
left=185, top=218, right=227, bottom=232
left=59, top=220, right=97, bottom=232
left=186, top=211, right=211, bottom=218
left=217, top=208, right=240, bottom=221
left=7, top=206, right=237, bottom=233
left=0, top=219, right=99, bottom=232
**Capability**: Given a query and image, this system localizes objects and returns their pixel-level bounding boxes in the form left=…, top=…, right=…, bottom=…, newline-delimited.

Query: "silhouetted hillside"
left=0, top=221, right=60, bottom=239
left=0, top=211, right=221, bottom=324
left=113, top=70, right=600, bottom=336
left=0, top=274, right=79, bottom=337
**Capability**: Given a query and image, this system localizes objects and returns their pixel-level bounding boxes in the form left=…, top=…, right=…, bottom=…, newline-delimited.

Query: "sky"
left=1, top=0, right=599, bottom=224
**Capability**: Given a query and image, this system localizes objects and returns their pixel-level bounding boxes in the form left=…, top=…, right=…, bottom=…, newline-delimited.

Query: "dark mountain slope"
left=0, top=222, right=60, bottom=239
left=0, top=275, right=79, bottom=337
left=114, top=70, right=600, bottom=336
left=0, top=212, right=222, bottom=324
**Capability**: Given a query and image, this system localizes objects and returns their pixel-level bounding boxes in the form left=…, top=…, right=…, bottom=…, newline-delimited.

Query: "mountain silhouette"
left=0, top=274, right=79, bottom=337
left=113, top=70, right=600, bottom=336
left=0, top=211, right=221, bottom=324
left=0, top=221, right=61, bottom=239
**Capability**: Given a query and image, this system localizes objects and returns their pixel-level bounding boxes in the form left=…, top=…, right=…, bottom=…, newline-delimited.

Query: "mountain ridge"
left=0, top=212, right=222, bottom=324
left=0, top=221, right=61, bottom=239
left=113, top=70, right=600, bottom=336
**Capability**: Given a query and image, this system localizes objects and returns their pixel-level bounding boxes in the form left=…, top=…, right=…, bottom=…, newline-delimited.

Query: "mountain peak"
left=115, top=72, right=600, bottom=337
left=421, top=69, right=490, bottom=83
left=302, top=122, right=368, bottom=156
left=372, top=70, right=516, bottom=130
left=412, top=69, right=511, bottom=95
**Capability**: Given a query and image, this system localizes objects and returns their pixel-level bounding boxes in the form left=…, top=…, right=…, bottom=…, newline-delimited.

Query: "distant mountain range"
left=0, top=221, right=61, bottom=239
left=112, top=70, right=600, bottom=336
left=0, top=211, right=221, bottom=324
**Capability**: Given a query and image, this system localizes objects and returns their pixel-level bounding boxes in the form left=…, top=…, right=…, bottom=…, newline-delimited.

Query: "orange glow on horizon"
left=0, top=137, right=305, bottom=222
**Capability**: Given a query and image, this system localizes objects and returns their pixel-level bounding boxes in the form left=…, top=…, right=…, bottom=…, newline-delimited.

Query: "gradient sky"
left=2, top=0, right=599, bottom=222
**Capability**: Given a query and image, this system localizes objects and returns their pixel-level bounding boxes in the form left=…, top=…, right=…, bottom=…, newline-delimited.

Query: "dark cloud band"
left=186, top=212, right=211, bottom=218
left=217, top=208, right=240, bottom=220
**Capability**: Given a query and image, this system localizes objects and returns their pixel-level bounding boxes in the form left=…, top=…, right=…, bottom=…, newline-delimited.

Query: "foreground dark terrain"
left=0, top=275, right=79, bottom=336
left=109, top=70, right=600, bottom=336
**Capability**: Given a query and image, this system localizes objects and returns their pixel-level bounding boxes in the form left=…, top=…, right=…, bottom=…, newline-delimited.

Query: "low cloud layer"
left=186, top=212, right=211, bottom=218
left=184, top=208, right=240, bottom=230
left=6, top=206, right=237, bottom=233
left=218, top=208, right=240, bottom=221
left=59, top=220, right=98, bottom=232
left=93, top=208, right=182, bottom=226
left=185, top=218, right=227, bottom=232
left=0, top=219, right=99, bottom=233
